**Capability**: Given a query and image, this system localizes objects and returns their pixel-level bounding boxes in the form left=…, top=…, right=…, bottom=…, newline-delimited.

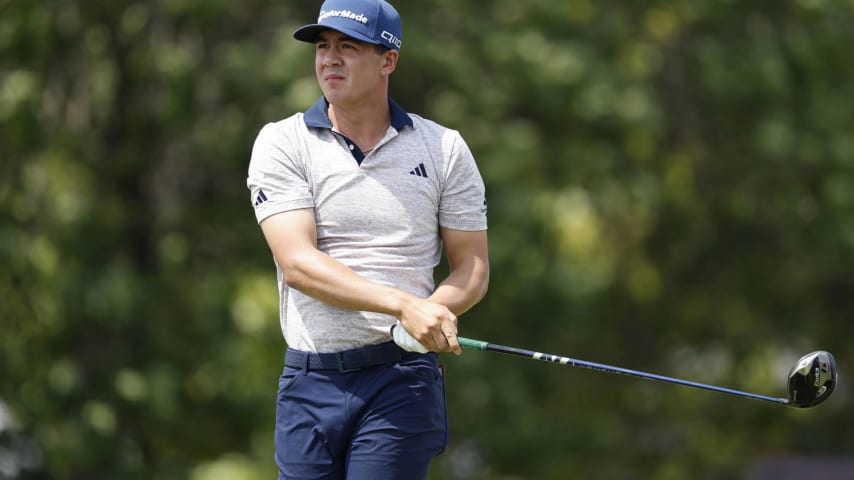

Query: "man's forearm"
left=282, top=245, right=462, bottom=353
left=429, top=257, right=489, bottom=316
left=279, top=246, right=414, bottom=318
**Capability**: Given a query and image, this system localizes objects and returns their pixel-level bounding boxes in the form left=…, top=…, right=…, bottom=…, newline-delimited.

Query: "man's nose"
left=322, top=51, right=342, bottom=67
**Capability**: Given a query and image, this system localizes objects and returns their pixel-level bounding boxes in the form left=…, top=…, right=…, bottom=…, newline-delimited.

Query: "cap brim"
left=293, top=24, right=379, bottom=46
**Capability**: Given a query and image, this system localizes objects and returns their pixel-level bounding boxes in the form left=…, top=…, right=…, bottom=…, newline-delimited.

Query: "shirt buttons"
left=349, top=144, right=355, bottom=150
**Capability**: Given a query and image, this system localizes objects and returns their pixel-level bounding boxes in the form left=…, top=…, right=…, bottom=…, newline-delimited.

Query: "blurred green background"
left=2, top=0, right=852, bottom=478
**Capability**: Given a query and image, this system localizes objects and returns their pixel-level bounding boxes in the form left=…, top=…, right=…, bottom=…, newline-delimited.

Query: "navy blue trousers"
left=275, top=347, right=447, bottom=479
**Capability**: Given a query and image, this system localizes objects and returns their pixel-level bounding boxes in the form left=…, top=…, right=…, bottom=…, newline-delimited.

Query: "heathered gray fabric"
left=247, top=110, right=487, bottom=352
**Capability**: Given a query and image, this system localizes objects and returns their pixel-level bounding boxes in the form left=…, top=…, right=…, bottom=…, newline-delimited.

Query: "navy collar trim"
left=303, top=96, right=414, bottom=131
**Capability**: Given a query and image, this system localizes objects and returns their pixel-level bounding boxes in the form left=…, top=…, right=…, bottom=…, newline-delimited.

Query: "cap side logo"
left=381, top=30, right=402, bottom=48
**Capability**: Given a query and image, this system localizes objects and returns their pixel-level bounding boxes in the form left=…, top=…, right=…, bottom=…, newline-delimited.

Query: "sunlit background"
left=2, top=1, right=853, bottom=478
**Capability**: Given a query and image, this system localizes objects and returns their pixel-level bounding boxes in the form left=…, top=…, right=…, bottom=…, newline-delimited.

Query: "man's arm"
left=430, top=228, right=489, bottom=316
left=259, top=208, right=462, bottom=353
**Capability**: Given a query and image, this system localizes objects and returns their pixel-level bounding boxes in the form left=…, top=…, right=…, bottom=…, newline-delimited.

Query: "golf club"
left=458, top=337, right=837, bottom=408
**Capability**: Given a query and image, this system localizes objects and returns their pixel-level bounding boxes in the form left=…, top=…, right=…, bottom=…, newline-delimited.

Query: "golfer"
left=246, top=0, right=489, bottom=477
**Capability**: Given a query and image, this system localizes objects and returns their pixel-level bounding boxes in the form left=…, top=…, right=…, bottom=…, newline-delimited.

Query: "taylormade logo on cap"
left=293, top=0, right=403, bottom=51
left=318, top=10, right=369, bottom=25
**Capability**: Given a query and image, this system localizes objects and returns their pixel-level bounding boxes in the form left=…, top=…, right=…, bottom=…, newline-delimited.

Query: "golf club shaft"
left=458, top=337, right=791, bottom=406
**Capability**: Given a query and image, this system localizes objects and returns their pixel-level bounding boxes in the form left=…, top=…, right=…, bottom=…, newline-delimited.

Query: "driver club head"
left=787, top=351, right=837, bottom=408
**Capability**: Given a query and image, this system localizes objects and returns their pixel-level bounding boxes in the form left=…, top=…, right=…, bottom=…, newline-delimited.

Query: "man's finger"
left=445, top=331, right=462, bottom=355
left=429, top=331, right=446, bottom=352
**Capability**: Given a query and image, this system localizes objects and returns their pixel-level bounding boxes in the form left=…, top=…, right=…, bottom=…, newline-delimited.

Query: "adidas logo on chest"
left=409, top=163, right=428, bottom=178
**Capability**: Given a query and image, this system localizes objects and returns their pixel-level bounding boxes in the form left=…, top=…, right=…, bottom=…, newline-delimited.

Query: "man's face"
left=314, top=30, right=392, bottom=105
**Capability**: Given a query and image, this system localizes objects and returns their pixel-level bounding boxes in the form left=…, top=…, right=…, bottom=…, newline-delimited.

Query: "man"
left=246, top=0, right=489, bottom=477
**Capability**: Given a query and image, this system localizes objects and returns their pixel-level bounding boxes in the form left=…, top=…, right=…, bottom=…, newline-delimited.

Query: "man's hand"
left=397, top=297, right=461, bottom=355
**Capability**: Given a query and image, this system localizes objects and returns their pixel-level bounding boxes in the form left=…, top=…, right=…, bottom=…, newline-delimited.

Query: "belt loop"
left=302, top=351, right=310, bottom=374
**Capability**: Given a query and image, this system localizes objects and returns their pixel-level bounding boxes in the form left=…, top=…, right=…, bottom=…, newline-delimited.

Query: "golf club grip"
left=458, top=337, right=488, bottom=351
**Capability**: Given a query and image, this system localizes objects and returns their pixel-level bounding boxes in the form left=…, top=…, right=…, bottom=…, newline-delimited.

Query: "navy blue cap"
left=293, top=0, right=402, bottom=51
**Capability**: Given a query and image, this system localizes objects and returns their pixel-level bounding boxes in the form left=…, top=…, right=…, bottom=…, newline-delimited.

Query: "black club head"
left=787, top=351, right=837, bottom=408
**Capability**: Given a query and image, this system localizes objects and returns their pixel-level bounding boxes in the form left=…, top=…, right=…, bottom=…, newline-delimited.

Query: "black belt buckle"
left=335, top=352, right=360, bottom=373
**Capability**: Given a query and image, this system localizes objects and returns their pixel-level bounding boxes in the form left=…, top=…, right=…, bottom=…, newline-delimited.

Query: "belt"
left=285, top=340, right=405, bottom=372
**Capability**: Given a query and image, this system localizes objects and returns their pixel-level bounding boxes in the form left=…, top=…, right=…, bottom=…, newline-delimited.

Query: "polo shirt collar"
left=303, top=96, right=414, bottom=131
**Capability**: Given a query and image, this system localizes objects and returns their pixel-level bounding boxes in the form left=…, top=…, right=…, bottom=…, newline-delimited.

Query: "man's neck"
left=327, top=97, right=391, bottom=148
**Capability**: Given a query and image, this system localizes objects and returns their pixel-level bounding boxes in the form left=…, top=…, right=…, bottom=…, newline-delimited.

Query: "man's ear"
left=381, top=50, right=399, bottom=75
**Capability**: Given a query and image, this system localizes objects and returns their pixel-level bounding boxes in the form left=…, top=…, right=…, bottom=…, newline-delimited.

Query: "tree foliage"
left=2, top=0, right=853, bottom=478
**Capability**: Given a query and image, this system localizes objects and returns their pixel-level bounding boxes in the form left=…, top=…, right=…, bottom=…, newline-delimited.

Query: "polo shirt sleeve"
left=247, top=121, right=315, bottom=224
left=439, top=131, right=488, bottom=231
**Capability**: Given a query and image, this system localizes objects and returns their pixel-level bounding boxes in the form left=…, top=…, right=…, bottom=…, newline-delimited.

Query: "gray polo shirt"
left=247, top=97, right=487, bottom=352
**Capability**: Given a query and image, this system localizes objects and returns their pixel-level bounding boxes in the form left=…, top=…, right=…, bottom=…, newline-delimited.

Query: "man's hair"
left=374, top=44, right=391, bottom=55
